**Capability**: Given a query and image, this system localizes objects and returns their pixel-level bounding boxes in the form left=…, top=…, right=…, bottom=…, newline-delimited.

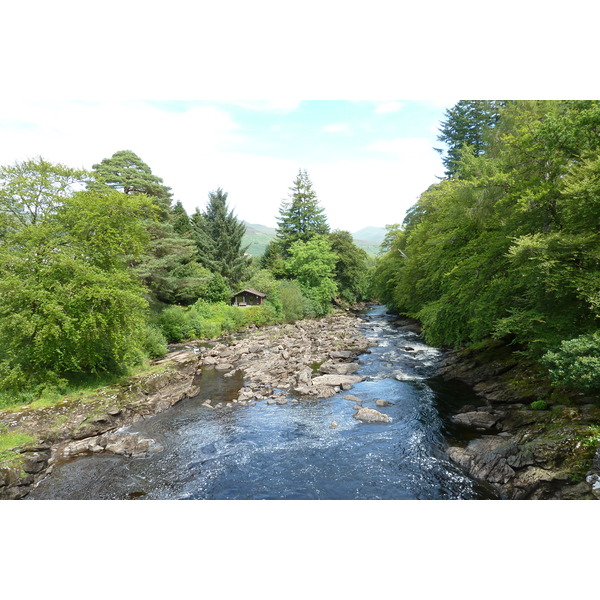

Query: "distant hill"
left=242, top=222, right=278, bottom=257
left=353, top=226, right=387, bottom=244
left=352, top=226, right=386, bottom=256
left=242, top=222, right=386, bottom=257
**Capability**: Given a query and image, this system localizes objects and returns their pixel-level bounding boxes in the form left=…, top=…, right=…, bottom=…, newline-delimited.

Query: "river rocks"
left=451, top=411, right=500, bottom=431
left=354, top=407, right=392, bottom=424
left=343, top=395, right=362, bottom=404
left=58, top=430, right=164, bottom=460
left=375, top=399, right=394, bottom=407
left=1, top=309, right=374, bottom=500
left=311, top=374, right=364, bottom=387
left=319, top=361, right=360, bottom=375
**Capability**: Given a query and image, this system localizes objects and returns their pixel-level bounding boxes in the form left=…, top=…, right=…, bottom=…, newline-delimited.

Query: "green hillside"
left=242, top=222, right=385, bottom=257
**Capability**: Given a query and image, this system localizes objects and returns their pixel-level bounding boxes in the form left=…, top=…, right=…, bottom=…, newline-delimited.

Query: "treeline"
left=373, top=100, right=600, bottom=391
left=0, top=153, right=370, bottom=405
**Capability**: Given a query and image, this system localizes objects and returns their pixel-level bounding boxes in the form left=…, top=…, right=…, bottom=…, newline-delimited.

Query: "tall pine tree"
left=91, top=150, right=173, bottom=216
left=191, top=188, right=250, bottom=286
left=435, top=101, right=504, bottom=178
left=276, top=169, right=329, bottom=255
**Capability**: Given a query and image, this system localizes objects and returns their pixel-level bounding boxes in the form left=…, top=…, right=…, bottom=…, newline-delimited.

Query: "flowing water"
left=28, top=305, right=498, bottom=500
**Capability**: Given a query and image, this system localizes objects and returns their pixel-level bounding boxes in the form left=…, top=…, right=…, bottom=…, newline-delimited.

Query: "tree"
left=91, top=150, right=173, bottom=216
left=0, top=188, right=154, bottom=390
left=328, top=230, right=370, bottom=304
left=276, top=169, right=329, bottom=254
left=191, top=188, right=250, bottom=285
left=285, top=236, right=338, bottom=315
left=0, top=157, right=90, bottom=235
left=132, top=220, right=210, bottom=305
left=435, top=100, right=503, bottom=178
left=171, top=200, right=192, bottom=235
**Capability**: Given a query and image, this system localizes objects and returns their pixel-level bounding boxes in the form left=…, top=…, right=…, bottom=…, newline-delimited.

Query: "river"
left=28, top=305, right=497, bottom=500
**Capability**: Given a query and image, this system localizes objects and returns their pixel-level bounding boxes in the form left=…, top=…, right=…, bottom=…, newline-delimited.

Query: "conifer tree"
left=91, top=150, right=173, bottom=216
left=191, top=188, right=250, bottom=285
left=276, top=169, right=329, bottom=254
left=435, top=101, right=504, bottom=178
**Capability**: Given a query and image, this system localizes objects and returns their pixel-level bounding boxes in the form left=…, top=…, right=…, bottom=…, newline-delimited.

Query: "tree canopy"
left=276, top=169, right=329, bottom=254
left=374, top=99, right=600, bottom=389
left=91, top=150, right=173, bottom=215
left=191, top=188, right=250, bottom=286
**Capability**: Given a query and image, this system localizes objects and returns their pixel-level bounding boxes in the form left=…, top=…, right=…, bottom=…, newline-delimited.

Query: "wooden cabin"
left=231, top=288, right=266, bottom=307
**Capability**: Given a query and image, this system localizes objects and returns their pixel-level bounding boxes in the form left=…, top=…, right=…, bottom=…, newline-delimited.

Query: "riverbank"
left=0, top=309, right=373, bottom=499
left=438, top=339, right=600, bottom=499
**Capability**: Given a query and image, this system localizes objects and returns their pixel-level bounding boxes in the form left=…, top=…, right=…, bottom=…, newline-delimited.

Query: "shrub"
left=542, top=332, right=600, bottom=390
left=157, top=306, right=199, bottom=342
left=530, top=399, right=549, bottom=411
left=141, top=323, right=169, bottom=358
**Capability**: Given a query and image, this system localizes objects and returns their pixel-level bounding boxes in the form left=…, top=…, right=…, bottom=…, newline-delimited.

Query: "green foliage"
left=276, top=169, right=329, bottom=255
left=191, top=188, right=250, bottom=285
left=140, top=324, right=169, bottom=358
left=171, top=200, right=191, bottom=234
left=91, top=149, right=173, bottom=216
left=157, top=306, right=201, bottom=343
left=435, top=100, right=503, bottom=178
left=285, top=236, right=338, bottom=315
left=372, top=100, right=600, bottom=367
left=0, top=156, right=90, bottom=234
left=0, top=184, right=153, bottom=391
left=0, top=428, right=37, bottom=466
left=200, top=272, right=231, bottom=304
left=133, top=220, right=209, bottom=305
left=328, top=230, right=370, bottom=303
left=530, top=400, right=549, bottom=411
left=542, top=333, right=600, bottom=390
left=275, top=279, right=317, bottom=321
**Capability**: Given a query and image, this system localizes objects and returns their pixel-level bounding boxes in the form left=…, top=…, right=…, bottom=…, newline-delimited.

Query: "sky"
left=0, top=100, right=453, bottom=232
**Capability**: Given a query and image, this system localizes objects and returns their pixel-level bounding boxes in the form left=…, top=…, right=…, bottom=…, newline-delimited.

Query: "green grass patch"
left=0, top=428, right=37, bottom=466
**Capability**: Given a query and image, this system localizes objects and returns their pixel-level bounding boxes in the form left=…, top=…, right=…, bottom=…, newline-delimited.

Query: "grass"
left=0, top=427, right=37, bottom=467
left=0, top=360, right=172, bottom=413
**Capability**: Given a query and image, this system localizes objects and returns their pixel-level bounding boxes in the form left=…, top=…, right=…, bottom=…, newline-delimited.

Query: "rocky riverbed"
left=0, top=310, right=376, bottom=499
left=438, top=340, right=600, bottom=500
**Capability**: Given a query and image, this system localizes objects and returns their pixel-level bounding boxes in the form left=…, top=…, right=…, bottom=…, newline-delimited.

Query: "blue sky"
left=0, top=100, right=453, bottom=232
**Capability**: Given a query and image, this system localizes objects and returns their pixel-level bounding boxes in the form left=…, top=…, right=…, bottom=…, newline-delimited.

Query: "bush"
left=141, top=324, right=169, bottom=358
left=530, top=399, right=549, bottom=411
left=542, top=332, right=600, bottom=390
left=158, top=306, right=200, bottom=342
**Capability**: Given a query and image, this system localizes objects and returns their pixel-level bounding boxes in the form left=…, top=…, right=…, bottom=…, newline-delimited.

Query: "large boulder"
left=311, top=374, right=363, bottom=387
left=319, top=361, right=360, bottom=375
left=451, top=411, right=500, bottom=431
left=354, top=407, right=392, bottom=424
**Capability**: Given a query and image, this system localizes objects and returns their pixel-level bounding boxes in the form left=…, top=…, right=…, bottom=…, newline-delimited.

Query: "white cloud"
left=226, top=100, right=303, bottom=113
left=323, top=123, right=349, bottom=133
left=374, top=102, right=404, bottom=114
left=0, top=102, right=445, bottom=233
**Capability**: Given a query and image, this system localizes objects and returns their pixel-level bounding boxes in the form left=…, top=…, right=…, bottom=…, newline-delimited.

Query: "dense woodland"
left=1, top=100, right=599, bottom=409
left=0, top=155, right=370, bottom=406
left=373, top=100, right=600, bottom=392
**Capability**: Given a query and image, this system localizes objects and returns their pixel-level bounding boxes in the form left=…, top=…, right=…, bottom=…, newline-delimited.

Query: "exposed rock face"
left=354, top=407, right=392, bottom=424
left=440, top=341, right=600, bottom=500
left=0, top=353, right=200, bottom=500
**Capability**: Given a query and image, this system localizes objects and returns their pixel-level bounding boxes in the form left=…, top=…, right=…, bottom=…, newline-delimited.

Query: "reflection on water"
left=28, top=305, right=497, bottom=500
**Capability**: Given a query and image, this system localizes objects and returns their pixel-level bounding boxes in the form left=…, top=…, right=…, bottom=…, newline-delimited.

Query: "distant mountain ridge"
left=241, top=222, right=386, bottom=257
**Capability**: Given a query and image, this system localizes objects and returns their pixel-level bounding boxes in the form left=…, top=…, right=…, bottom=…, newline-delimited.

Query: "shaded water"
left=29, top=305, right=497, bottom=500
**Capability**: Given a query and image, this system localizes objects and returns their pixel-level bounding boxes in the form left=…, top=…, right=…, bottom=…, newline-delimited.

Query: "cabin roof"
left=232, top=288, right=267, bottom=298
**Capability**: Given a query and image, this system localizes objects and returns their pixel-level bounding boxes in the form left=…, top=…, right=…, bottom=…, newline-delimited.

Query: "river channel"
left=28, top=305, right=497, bottom=500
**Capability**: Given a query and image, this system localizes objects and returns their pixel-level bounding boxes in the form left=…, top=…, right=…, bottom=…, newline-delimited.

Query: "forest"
left=1, top=100, right=599, bottom=411
left=0, top=155, right=371, bottom=407
left=373, top=100, right=600, bottom=392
